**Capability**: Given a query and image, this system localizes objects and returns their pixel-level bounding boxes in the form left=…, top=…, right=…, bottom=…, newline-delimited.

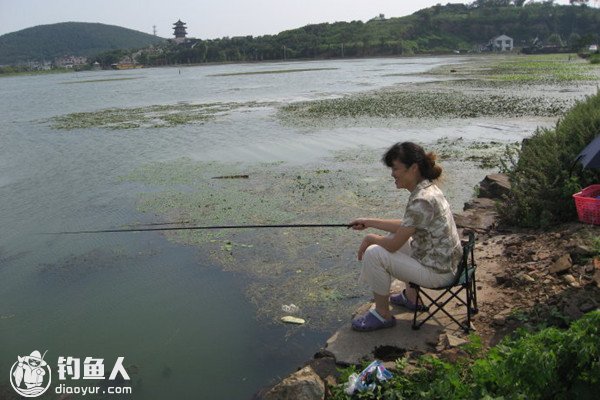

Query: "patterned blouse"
left=400, top=180, right=462, bottom=274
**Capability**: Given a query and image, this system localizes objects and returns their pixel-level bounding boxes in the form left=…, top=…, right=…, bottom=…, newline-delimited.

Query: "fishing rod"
left=47, top=223, right=353, bottom=235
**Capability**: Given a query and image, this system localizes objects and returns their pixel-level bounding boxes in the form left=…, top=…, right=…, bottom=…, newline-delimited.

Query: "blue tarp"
left=577, top=135, right=600, bottom=169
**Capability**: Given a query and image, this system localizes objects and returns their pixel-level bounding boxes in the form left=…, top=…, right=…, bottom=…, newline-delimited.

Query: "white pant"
left=360, top=241, right=455, bottom=296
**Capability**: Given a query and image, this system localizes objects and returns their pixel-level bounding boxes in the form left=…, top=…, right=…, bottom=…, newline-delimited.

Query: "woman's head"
left=382, top=142, right=442, bottom=181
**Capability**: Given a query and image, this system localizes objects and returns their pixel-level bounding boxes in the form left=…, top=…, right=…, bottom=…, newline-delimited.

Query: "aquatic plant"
left=280, top=90, right=570, bottom=123
left=60, top=77, right=143, bottom=84
left=121, top=141, right=510, bottom=328
left=208, top=67, right=338, bottom=77
left=50, top=101, right=263, bottom=130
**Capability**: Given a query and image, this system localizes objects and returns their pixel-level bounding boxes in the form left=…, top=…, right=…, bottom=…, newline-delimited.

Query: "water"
left=0, top=56, right=552, bottom=399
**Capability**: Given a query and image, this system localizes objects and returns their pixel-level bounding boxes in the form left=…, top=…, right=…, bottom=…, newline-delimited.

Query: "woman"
left=349, top=142, right=462, bottom=331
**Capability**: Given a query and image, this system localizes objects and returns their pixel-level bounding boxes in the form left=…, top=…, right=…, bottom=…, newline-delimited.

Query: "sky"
left=0, top=0, right=577, bottom=39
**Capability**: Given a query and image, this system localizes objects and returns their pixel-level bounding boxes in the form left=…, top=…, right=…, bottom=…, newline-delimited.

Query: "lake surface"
left=0, top=57, right=558, bottom=399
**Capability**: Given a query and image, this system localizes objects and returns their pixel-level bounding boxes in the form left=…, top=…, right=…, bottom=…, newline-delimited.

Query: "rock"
left=549, top=254, right=572, bottom=274
left=305, top=357, right=340, bottom=382
left=493, top=315, right=506, bottom=326
left=441, top=333, right=468, bottom=348
left=580, top=302, right=597, bottom=313
left=584, top=264, right=596, bottom=274
left=593, top=270, right=600, bottom=287
left=382, top=361, right=398, bottom=372
left=495, top=274, right=512, bottom=286
left=478, top=173, right=511, bottom=199
left=325, top=305, right=439, bottom=365
left=323, top=376, right=337, bottom=390
left=570, top=245, right=594, bottom=260
left=463, top=197, right=497, bottom=211
left=536, top=251, right=551, bottom=260
left=521, top=273, right=535, bottom=283
left=563, top=274, right=576, bottom=284
left=440, top=347, right=468, bottom=363
left=281, top=316, right=306, bottom=325
left=564, top=303, right=583, bottom=321
left=505, top=246, right=519, bottom=257
left=453, top=210, right=496, bottom=232
left=262, top=366, right=325, bottom=400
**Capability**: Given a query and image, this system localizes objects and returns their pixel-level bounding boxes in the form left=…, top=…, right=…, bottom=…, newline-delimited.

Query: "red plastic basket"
left=573, top=184, right=600, bottom=225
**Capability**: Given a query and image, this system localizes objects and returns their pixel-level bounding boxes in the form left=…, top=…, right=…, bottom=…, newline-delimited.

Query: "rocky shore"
left=254, top=173, right=600, bottom=400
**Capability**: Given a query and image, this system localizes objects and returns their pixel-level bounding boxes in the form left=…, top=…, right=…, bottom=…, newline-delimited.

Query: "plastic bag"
left=344, top=360, right=393, bottom=395
left=281, top=304, right=300, bottom=314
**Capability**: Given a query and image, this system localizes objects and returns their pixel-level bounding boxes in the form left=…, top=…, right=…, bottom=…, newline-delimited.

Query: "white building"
left=490, top=34, right=514, bottom=52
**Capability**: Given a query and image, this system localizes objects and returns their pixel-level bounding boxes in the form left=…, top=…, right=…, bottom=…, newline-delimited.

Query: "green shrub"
left=589, top=54, right=600, bottom=64
left=331, top=311, right=600, bottom=399
left=498, top=91, right=600, bottom=227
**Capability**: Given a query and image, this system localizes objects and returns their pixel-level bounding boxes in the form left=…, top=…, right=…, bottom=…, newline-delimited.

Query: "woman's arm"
left=349, top=218, right=403, bottom=233
left=357, top=225, right=415, bottom=260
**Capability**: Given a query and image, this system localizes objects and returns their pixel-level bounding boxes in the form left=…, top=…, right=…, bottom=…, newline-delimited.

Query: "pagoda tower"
left=172, top=20, right=187, bottom=43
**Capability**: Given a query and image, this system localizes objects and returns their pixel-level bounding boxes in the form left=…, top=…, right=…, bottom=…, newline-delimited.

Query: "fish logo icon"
left=10, top=350, right=52, bottom=397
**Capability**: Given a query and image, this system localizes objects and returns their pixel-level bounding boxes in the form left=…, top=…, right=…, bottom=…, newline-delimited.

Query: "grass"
left=487, top=57, right=597, bottom=82
left=331, top=311, right=600, bottom=400
left=432, top=54, right=599, bottom=83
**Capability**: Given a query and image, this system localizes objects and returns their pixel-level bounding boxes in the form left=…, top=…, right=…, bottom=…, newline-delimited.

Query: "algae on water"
left=50, top=101, right=265, bottom=130
left=121, top=140, right=510, bottom=329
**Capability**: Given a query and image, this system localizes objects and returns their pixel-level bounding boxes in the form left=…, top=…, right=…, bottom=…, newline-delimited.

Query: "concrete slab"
left=326, top=283, right=473, bottom=365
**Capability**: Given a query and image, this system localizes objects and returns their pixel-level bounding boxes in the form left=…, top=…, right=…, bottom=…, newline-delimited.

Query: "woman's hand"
left=349, top=218, right=369, bottom=231
left=357, top=233, right=379, bottom=261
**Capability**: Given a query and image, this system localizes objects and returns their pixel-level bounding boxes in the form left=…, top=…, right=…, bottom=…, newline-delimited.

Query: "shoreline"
left=255, top=173, right=600, bottom=399
left=247, top=55, right=600, bottom=399
left=2, top=54, right=598, bottom=399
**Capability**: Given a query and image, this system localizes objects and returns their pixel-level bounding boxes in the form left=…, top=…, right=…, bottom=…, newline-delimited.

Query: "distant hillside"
left=0, top=22, right=165, bottom=65
left=137, top=2, right=600, bottom=65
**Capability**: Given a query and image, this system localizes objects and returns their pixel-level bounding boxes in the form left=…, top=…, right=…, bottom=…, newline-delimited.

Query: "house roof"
left=492, top=34, right=513, bottom=41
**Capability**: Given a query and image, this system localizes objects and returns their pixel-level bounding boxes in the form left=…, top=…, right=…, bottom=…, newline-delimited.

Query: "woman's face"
left=390, top=159, right=417, bottom=190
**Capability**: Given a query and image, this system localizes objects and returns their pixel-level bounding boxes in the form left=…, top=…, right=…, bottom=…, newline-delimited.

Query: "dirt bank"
left=256, top=173, right=600, bottom=400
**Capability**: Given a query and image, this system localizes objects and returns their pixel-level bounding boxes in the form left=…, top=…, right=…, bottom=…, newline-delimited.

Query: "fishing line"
left=46, top=223, right=353, bottom=235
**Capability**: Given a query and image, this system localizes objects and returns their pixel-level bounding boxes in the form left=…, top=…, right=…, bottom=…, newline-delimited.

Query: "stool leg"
left=412, top=286, right=421, bottom=330
left=471, top=275, right=479, bottom=313
left=465, top=283, right=472, bottom=333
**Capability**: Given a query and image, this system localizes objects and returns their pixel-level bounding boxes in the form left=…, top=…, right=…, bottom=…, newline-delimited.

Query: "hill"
left=137, top=2, right=600, bottom=65
left=0, top=22, right=165, bottom=65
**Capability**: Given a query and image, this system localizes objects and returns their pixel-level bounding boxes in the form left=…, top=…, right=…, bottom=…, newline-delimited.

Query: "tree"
left=471, top=0, right=512, bottom=7
left=568, top=32, right=581, bottom=49
left=546, top=33, right=564, bottom=46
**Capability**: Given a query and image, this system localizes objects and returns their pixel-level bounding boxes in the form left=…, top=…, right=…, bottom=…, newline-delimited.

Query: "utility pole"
left=341, top=43, right=344, bottom=57
left=153, top=25, right=157, bottom=36
left=283, top=45, right=286, bottom=60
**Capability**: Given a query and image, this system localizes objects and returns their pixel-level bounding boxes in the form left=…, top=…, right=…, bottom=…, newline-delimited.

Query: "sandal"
left=390, top=290, right=428, bottom=312
left=351, top=309, right=396, bottom=332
